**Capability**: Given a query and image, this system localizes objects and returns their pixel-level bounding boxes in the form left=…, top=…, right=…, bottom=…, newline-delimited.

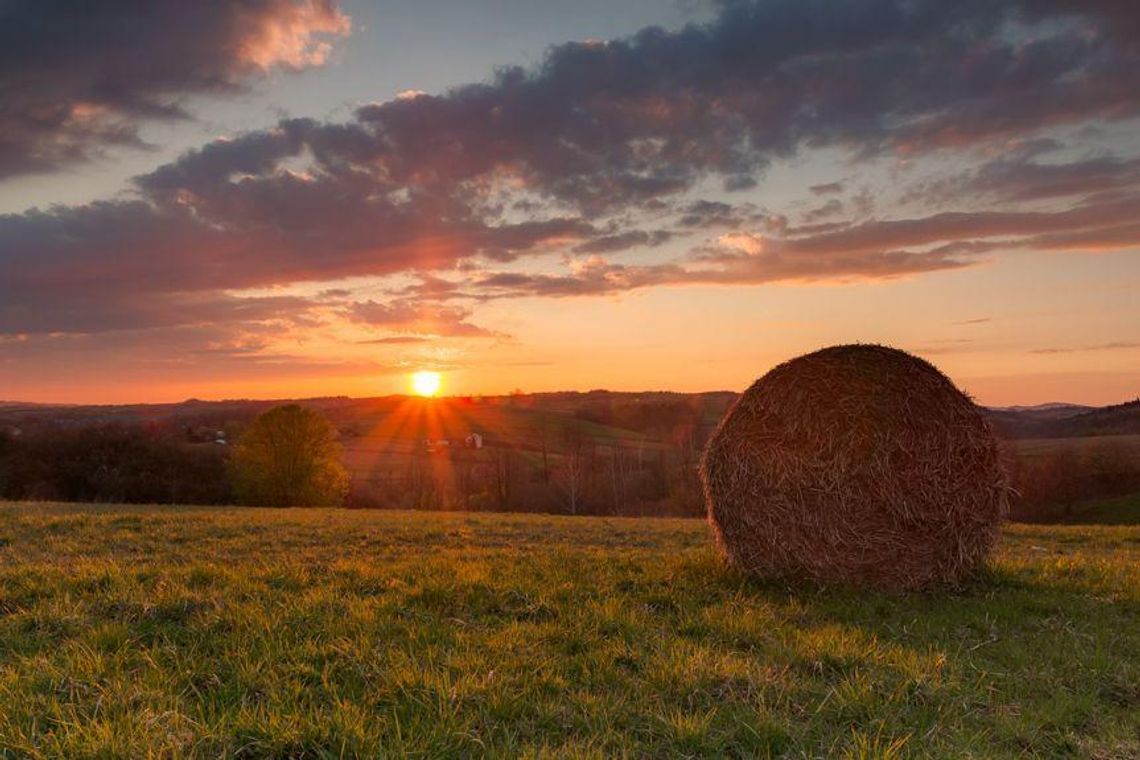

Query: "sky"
left=0, top=0, right=1138, bottom=406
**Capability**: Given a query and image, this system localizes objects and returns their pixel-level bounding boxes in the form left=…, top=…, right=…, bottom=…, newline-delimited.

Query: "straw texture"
left=700, top=344, right=1009, bottom=591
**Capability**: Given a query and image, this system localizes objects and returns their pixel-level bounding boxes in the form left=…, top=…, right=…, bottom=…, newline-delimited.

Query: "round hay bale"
left=700, top=344, right=1009, bottom=590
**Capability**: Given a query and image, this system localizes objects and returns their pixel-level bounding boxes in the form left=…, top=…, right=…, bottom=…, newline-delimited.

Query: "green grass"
left=1, top=504, right=1139, bottom=758
left=1067, top=492, right=1140, bottom=525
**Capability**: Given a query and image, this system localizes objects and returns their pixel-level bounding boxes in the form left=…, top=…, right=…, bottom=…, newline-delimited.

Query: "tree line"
left=1003, top=439, right=1140, bottom=522
left=2, top=403, right=1138, bottom=521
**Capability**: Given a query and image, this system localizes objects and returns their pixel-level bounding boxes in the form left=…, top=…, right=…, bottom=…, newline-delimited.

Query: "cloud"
left=334, top=0, right=1140, bottom=213
left=921, top=152, right=1140, bottom=204
left=1026, top=222, right=1140, bottom=252
left=455, top=191, right=1140, bottom=299
left=1029, top=342, right=1140, bottom=355
left=120, top=0, right=1140, bottom=221
left=2, top=0, right=1140, bottom=353
left=357, top=336, right=431, bottom=345
left=0, top=0, right=350, bottom=179
left=676, top=200, right=763, bottom=229
left=803, top=199, right=844, bottom=223
left=0, top=191, right=588, bottom=334
left=0, top=291, right=319, bottom=337
left=464, top=239, right=975, bottom=300
left=810, top=182, right=845, bottom=196
left=573, top=230, right=672, bottom=254
left=346, top=300, right=501, bottom=338
left=908, top=339, right=977, bottom=356
left=0, top=324, right=391, bottom=384
left=776, top=195, right=1140, bottom=257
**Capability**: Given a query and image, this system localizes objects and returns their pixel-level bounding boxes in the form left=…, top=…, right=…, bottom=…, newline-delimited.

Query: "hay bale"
left=700, top=344, right=1009, bottom=590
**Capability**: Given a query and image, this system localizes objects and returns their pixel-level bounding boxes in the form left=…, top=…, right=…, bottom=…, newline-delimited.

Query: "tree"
left=491, top=444, right=516, bottom=510
left=230, top=405, right=348, bottom=507
left=556, top=420, right=590, bottom=515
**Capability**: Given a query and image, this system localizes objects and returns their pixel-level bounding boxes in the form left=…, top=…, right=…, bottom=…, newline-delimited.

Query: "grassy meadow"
left=1, top=503, right=1139, bottom=758
left=1064, top=492, right=1140, bottom=526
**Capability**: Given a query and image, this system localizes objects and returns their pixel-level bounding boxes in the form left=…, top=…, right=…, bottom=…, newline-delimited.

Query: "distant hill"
left=1050, top=399, right=1140, bottom=437
left=3, top=392, right=1138, bottom=441
left=985, top=399, right=1140, bottom=438
left=990, top=402, right=1094, bottom=417
left=0, top=391, right=737, bottom=456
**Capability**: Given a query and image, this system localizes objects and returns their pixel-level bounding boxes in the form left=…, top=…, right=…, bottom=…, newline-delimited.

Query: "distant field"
left=1, top=504, right=1139, bottom=758
left=1066, top=492, right=1140, bottom=525
left=1012, top=433, right=1140, bottom=459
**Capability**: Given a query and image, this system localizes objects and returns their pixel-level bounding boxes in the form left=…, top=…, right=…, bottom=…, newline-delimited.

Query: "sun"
left=411, top=370, right=442, bottom=397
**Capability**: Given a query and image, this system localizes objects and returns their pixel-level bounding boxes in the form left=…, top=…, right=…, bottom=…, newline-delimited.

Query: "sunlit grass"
left=0, top=503, right=1138, bottom=757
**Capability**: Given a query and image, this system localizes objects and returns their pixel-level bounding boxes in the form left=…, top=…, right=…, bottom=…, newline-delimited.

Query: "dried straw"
left=700, top=344, right=1010, bottom=591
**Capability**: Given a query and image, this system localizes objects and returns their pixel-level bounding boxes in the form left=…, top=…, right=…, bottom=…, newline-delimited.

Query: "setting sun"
left=411, top=370, right=442, bottom=397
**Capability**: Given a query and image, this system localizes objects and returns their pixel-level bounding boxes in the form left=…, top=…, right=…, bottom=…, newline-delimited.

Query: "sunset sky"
left=1, top=0, right=1138, bottom=406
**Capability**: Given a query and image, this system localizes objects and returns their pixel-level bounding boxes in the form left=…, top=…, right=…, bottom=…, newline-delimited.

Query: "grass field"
left=1066, top=492, right=1140, bottom=526
left=1, top=504, right=1139, bottom=758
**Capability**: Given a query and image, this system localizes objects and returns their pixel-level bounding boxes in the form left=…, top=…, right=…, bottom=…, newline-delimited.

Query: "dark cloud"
left=676, top=200, right=762, bottom=229
left=922, top=153, right=1140, bottom=204
left=784, top=220, right=853, bottom=237
left=722, top=174, right=759, bottom=192
left=3, top=0, right=1140, bottom=346
left=979, top=157, right=1140, bottom=202
left=0, top=198, right=322, bottom=334
left=573, top=230, right=672, bottom=254
left=0, top=0, right=350, bottom=179
left=3, top=292, right=317, bottom=337
left=810, top=182, right=845, bottom=196
left=122, top=0, right=1140, bottom=220
left=466, top=234, right=978, bottom=300
left=1026, top=221, right=1140, bottom=252
left=803, top=199, right=844, bottom=223
left=459, top=190, right=1140, bottom=299
left=776, top=195, right=1140, bottom=257
left=330, top=0, right=1140, bottom=212
left=0, top=192, right=588, bottom=333
left=1020, top=1, right=1140, bottom=50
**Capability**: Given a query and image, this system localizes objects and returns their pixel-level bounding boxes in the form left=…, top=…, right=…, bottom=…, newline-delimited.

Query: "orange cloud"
left=239, top=0, right=351, bottom=70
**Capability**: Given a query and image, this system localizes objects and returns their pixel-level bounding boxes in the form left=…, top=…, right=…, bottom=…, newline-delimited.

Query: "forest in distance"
left=2, top=392, right=1138, bottom=523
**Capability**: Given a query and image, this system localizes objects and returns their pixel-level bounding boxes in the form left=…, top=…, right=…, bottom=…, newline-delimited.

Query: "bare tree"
left=491, top=444, right=515, bottom=510
left=558, top=420, right=589, bottom=515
